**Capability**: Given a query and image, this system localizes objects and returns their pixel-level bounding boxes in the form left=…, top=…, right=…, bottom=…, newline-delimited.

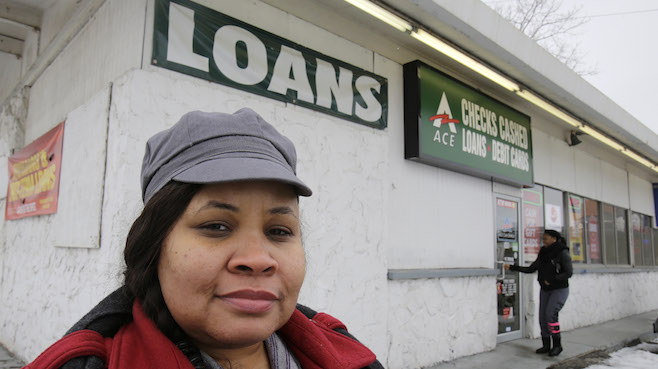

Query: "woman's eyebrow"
left=269, top=206, right=295, bottom=216
left=197, top=201, right=239, bottom=213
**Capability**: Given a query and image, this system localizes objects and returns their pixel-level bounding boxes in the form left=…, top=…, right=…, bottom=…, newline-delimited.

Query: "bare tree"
left=485, top=0, right=597, bottom=76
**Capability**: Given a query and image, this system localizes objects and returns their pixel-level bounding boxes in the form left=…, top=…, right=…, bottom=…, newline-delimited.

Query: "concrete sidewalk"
left=428, top=309, right=658, bottom=369
left=1, top=310, right=657, bottom=369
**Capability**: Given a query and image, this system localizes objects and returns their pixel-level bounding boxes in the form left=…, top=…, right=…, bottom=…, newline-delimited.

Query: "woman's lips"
left=219, top=289, right=278, bottom=314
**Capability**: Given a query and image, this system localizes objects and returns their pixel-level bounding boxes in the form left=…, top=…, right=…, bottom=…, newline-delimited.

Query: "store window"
left=632, top=212, right=654, bottom=266
left=593, top=202, right=631, bottom=266
left=566, top=194, right=603, bottom=264
left=601, top=204, right=617, bottom=264
left=615, top=207, right=630, bottom=265
left=654, top=228, right=658, bottom=266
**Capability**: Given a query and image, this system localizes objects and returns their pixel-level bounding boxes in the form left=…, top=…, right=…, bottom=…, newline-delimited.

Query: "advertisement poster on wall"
left=522, top=188, right=543, bottom=262
left=568, top=194, right=584, bottom=262
left=5, top=122, right=65, bottom=220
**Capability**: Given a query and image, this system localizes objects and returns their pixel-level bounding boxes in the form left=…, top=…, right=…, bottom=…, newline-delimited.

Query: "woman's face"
left=158, top=181, right=305, bottom=351
left=542, top=233, right=557, bottom=246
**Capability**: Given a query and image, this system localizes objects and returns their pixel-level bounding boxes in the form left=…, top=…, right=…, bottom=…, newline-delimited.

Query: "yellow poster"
left=568, top=194, right=584, bottom=262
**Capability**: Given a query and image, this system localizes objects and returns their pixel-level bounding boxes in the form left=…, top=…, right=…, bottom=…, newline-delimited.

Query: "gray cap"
left=141, top=108, right=312, bottom=203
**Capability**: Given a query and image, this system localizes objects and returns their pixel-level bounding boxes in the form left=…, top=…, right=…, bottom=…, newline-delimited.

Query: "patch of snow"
left=585, top=343, right=658, bottom=369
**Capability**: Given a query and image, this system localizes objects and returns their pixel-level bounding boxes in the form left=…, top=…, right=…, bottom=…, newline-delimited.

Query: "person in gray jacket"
left=510, top=229, right=573, bottom=356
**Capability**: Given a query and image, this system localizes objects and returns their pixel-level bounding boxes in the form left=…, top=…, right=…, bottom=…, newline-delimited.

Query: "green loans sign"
left=153, top=0, right=387, bottom=129
left=404, top=61, right=533, bottom=186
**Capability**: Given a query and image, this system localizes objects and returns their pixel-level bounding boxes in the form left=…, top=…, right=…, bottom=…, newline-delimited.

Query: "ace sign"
left=404, top=61, right=533, bottom=186
left=153, top=0, right=388, bottom=129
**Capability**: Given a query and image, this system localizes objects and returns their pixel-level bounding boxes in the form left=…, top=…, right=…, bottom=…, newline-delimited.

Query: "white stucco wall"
left=25, top=0, right=145, bottom=142
left=387, top=277, right=497, bottom=368
left=574, top=150, right=603, bottom=200
left=0, top=86, right=119, bottom=360
left=386, top=58, right=493, bottom=270
left=50, top=87, right=109, bottom=249
left=601, top=161, right=631, bottom=209
left=39, top=0, right=84, bottom=54
left=0, top=52, right=21, bottom=104
left=532, top=128, right=576, bottom=191
left=562, top=271, right=658, bottom=328
left=629, top=173, right=654, bottom=216
left=520, top=270, right=658, bottom=339
left=2, top=0, right=658, bottom=367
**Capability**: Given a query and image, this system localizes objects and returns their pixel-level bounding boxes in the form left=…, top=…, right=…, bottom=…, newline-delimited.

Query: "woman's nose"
left=227, top=233, right=278, bottom=275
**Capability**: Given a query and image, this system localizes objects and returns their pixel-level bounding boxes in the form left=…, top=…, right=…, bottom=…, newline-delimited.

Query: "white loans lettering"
left=163, top=2, right=384, bottom=124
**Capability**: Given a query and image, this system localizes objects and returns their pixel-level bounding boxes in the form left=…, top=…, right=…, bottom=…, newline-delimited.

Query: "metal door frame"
left=494, top=193, right=524, bottom=343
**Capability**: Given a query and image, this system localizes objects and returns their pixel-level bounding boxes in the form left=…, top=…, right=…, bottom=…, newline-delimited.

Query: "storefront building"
left=1, top=1, right=657, bottom=368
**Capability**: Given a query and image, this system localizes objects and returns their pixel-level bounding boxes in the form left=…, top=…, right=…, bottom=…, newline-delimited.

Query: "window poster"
left=568, top=194, right=585, bottom=262
left=631, top=213, right=643, bottom=265
left=545, top=203, right=563, bottom=230
left=584, top=199, right=600, bottom=263
left=496, top=199, right=518, bottom=241
left=522, top=188, right=543, bottom=262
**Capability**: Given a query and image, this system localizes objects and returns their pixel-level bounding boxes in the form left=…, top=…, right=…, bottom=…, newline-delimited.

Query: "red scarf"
left=24, top=302, right=376, bottom=369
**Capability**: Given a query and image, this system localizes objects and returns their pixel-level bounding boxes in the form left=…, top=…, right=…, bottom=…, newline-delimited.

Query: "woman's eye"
left=199, top=223, right=229, bottom=232
left=268, top=227, right=293, bottom=238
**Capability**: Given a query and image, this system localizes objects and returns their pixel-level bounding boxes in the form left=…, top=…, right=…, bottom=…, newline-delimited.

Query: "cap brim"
left=172, top=156, right=312, bottom=197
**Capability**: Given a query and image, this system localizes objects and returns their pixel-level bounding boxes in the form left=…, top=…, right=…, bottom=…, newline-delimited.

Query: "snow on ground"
left=584, top=340, right=658, bottom=369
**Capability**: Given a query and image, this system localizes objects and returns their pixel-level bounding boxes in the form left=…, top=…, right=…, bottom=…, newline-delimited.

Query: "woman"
left=24, top=109, right=383, bottom=369
left=510, top=229, right=573, bottom=357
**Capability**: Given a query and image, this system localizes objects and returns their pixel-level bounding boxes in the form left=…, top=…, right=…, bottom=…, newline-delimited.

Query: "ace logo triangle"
left=430, top=92, right=459, bottom=133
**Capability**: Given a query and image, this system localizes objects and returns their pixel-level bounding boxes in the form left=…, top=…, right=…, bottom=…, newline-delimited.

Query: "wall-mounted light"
left=621, top=149, right=655, bottom=169
left=568, top=131, right=583, bottom=146
left=411, top=29, right=520, bottom=92
left=516, top=90, right=581, bottom=127
left=344, top=0, right=519, bottom=91
left=577, top=125, right=624, bottom=151
left=344, top=0, right=413, bottom=32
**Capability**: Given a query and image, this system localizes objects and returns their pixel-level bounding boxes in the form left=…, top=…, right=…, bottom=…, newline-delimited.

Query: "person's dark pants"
left=539, top=287, right=569, bottom=338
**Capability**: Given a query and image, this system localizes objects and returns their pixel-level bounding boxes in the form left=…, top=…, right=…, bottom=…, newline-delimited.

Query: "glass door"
left=495, top=195, right=523, bottom=342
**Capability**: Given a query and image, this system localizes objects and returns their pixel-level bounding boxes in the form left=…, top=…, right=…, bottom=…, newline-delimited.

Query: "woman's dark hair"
left=543, top=229, right=564, bottom=243
left=123, top=181, right=202, bottom=340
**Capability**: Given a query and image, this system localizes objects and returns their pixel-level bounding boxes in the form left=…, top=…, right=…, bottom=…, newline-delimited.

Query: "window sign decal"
left=568, top=194, right=585, bottom=263
left=496, top=199, right=518, bottom=242
left=545, top=203, right=563, bottom=230
left=584, top=199, right=601, bottom=263
left=523, top=188, right=544, bottom=260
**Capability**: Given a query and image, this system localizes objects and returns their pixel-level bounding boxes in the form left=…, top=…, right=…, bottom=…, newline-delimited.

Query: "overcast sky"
left=575, top=0, right=658, bottom=134
left=483, top=0, right=658, bottom=135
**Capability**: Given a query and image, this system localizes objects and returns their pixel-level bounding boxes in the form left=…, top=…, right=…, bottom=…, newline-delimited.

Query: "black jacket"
left=511, top=240, right=573, bottom=290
